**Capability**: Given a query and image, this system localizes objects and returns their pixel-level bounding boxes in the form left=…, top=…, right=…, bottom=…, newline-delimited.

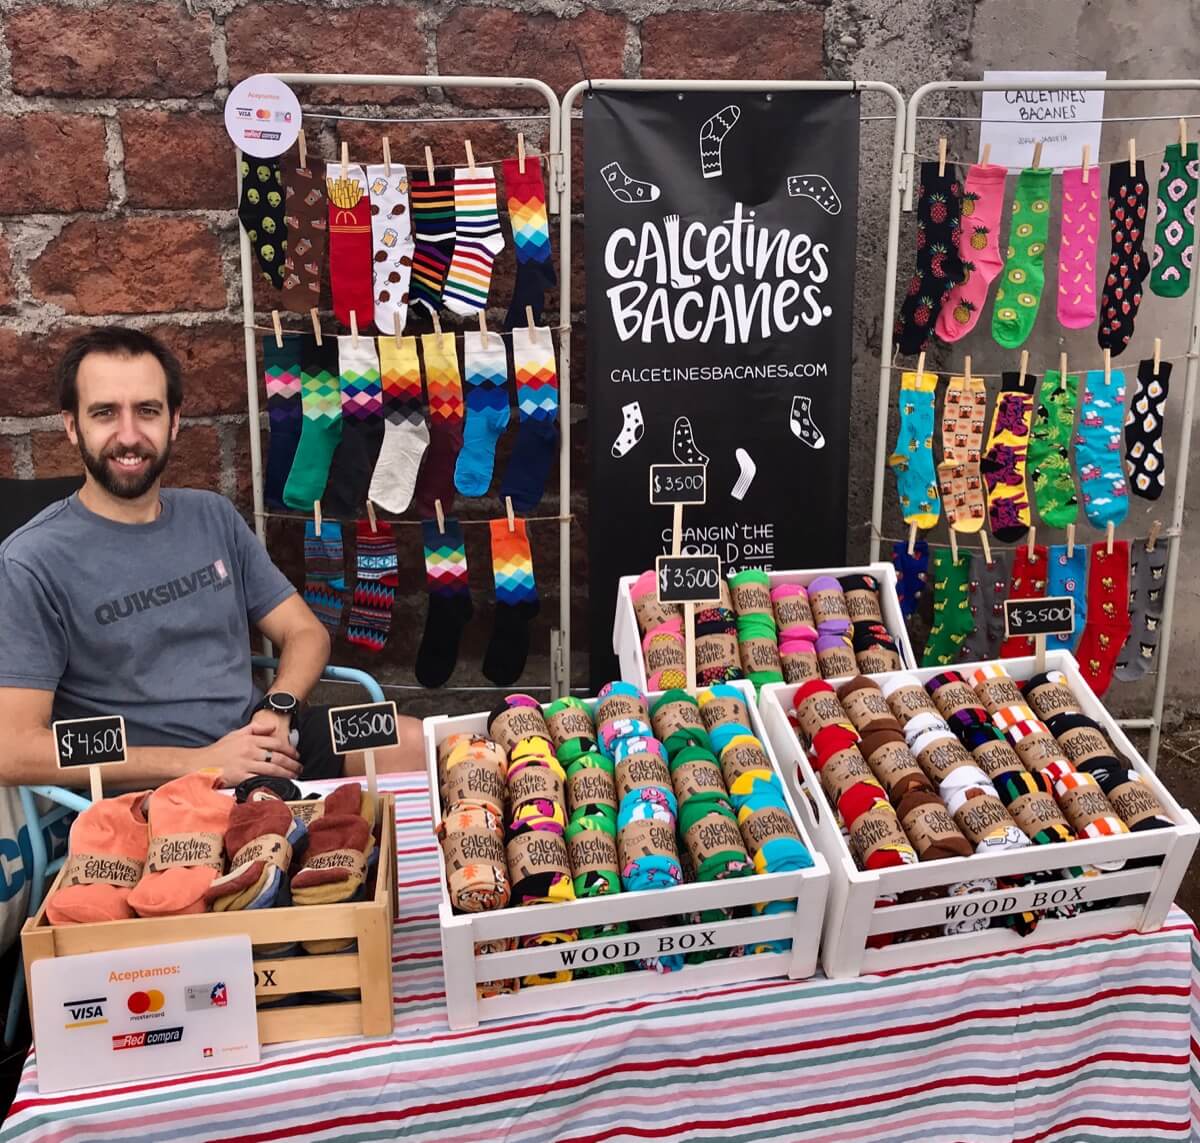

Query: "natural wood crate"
left=21, top=793, right=397, bottom=1046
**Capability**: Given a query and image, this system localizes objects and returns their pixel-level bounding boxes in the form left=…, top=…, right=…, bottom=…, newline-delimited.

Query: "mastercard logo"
left=127, top=989, right=165, bottom=1015
left=255, top=108, right=271, bottom=119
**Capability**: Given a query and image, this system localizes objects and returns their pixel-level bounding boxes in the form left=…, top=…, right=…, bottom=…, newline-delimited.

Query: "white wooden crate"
left=424, top=679, right=830, bottom=1029
left=755, top=650, right=1200, bottom=978
left=613, top=562, right=917, bottom=691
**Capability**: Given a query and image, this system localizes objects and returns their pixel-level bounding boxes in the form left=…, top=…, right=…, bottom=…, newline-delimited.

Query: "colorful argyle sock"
left=238, top=155, right=286, bottom=289
left=409, top=166, right=456, bottom=314
left=1076, top=368, right=1129, bottom=529
left=922, top=547, right=974, bottom=667
left=1029, top=369, right=1080, bottom=528
left=502, top=156, right=557, bottom=327
left=454, top=331, right=510, bottom=497
left=326, top=162, right=375, bottom=329
left=346, top=520, right=398, bottom=652
left=416, top=519, right=472, bottom=688
left=1124, top=359, right=1170, bottom=501
left=1075, top=541, right=1131, bottom=697
left=998, top=544, right=1048, bottom=659
left=282, top=159, right=327, bottom=311
left=483, top=517, right=539, bottom=685
left=1098, top=162, right=1150, bottom=355
left=935, top=163, right=1007, bottom=343
left=1115, top=539, right=1168, bottom=682
left=263, top=334, right=303, bottom=509
left=283, top=337, right=343, bottom=510
left=1058, top=165, right=1102, bottom=328
left=366, top=163, right=414, bottom=336
left=323, top=335, right=384, bottom=518
left=499, top=324, right=559, bottom=512
left=1046, top=544, right=1087, bottom=654
left=368, top=336, right=428, bottom=514
left=992, top=168, right=1052, bottom=349
left=412, top=332, right=465, bottom=517
left=303, top=520, right=346, bottom=636
left=981, top=370, right=1037, bottom=542
left=1151, top=142, right=1199, bottom=298
left=443, top=167, right=505, bottom=315
left=888, top=369, right=940, bottom=529
left=891, top=539, right=930, bottom=618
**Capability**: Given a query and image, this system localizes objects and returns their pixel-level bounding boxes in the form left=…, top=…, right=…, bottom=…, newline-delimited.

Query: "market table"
left=3, top=772, right=1198, bottom=1143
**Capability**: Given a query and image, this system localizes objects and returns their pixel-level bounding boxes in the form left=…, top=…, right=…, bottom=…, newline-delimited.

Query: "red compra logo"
left=127, top=989, right=165, bottom=1015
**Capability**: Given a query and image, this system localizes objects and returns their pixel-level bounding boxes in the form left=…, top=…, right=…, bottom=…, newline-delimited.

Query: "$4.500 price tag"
left=649, top=463, right=707, bottom=506
left=327, top=701, right=400, bottom=756
left=52, top=714, right=127, bottom=769
left=656, top=554, right=723, bottom=605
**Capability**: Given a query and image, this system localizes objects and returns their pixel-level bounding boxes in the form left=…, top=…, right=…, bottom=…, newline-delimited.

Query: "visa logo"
left=62, top=996, right=107, bottom=1027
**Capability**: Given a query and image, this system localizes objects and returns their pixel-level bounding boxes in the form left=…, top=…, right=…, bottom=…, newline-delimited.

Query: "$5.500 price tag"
left=656, top=554, right=723, bottom=605
left=52, top=715, right=127, bottom=769
left=327, top=701, right=400, bottom=756
left=649, top=463, right=707, bottom=506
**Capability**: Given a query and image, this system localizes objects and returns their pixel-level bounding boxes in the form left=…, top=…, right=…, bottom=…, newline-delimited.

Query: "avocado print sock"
left=922, top=547, right=974, bottom=667
left=1029, top=369, right=1080, bottom=528
left=981, top=370, right=1037, bottom=542
left=888, top=369, right=940, bottom=529
left=1151, top=142, right=1199, bottom=298
left=992, top=168, right=1052, bottom=349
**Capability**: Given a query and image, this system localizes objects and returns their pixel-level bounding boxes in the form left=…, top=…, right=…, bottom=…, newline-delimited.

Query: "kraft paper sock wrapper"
left=991, top=770, right=1072, bottom=843
left=1053, top=771, right=1121, bottom=834
left=854, top=636, right=903, bottom=675
left=821, top=750, right=885, bottom=807
left=670, top=749, right=729, bottom=805
left=951, top=790, right=1028, bottom=850
left=961, top=723, right=1026, bottom=781
left=565, top=758, right=618, bottom=817
left=719, top=736, right=773, bottom=790
left=780, top=639, right=821, bottom=684
left=487, top=701, right=551, bottom=754
left=630, top=569, right=682, bottom=633
left=807, top=576, right=851, bottom=633
left=859, top=730, right=930, bottom=800
left=697, top=685, right=750, bottom=732
left=815, top=633, right=857, bottom=679
left=128, top=772, right=233, bottom=918
left=772, top=582, right=816, bottom=635
left=544, top=696, right=595, bottom=751
left=642, top=621, right=687, bottom=691
left=837, top=677, right=902, bottom=735
left=291, top=812, right=372, bottom=905
left=684, top=808, right=752, bottom=880
left=895, top=789, right=972, bottom=859
left=969, top=666, right=1026, bottom=717
left=1080, top=765, right=1172, bottom=832
left=880, top=673, right=941, bottom=725
left=650, top=690, right=705, bottom=740
left=507, top=761, right=565, bottom=819
left=206, top=798, right=297, bottom=911
left=901, top=710, right=951, bottom=747
left=507, top=828, right=575, bottom=905
left=1046, top=712, right=1112, bottom=767
left=565, top=814, right=621, bottom=897
left=1006, top=718, right=1070, bottom=771
left=849, top=804, right=918, bottom=870
left=839, top=573, right=885, bottom=624
left=925, top=671, right=986, bottom=720
left=729, top=568, right=773, bottom=617
left=441, top=753, right=507, bottom=817
left=614, top=744, right=671, bottom=802
left=438, top=732, right=507, bottom=775
left=792, top=680, right=849, bottom=740
left=595, top=682, right=650, bottom=729
left=911, top=729, right=976, bottom=787
left=737, top=797, right=812, bottom=874
left=47, top=790, right=150, bottom=925
left=440, top=822, right=510, bottom=911
left=1024, top=671, right=1083, bottom=722
left=619, top=818, right=683, bottom=890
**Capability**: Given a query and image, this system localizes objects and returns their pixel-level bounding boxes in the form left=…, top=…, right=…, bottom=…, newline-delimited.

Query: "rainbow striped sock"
left=416, top=519, right=472, bottom=688
left=347, top=520, right=398, bottom=652
left=303, top=520, right=346, bottom=637
left=483, top=517, right=539, bottom=685
left=443, top=167, right=505, bottom=315
left=500, top=324, right=559, bottom=512
left=502, top=156, right=556, bottom=327
left=409, top=166, right=456, bottom=314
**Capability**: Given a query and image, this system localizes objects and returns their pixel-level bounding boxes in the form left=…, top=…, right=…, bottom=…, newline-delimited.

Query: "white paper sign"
left=980, top=70, right=1106, bottom=170
left=224, top=74, right=302, bottom=158
left=31, top=935, right=259, bottom=1093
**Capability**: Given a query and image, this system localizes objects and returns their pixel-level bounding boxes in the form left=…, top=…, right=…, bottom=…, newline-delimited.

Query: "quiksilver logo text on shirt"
left=94, top=561, right=230, bottom=626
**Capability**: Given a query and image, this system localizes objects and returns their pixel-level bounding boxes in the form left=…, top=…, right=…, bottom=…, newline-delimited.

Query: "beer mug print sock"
left=365, top=163, right=414, bottom=336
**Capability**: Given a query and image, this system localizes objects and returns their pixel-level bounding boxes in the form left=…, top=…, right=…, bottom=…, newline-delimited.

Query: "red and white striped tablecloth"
left=3, top=771, right=1198, bottom=1143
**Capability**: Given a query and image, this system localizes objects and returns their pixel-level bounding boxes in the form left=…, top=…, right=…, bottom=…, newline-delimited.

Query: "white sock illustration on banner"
left=672, top=416, right=709, bottom=465
left=732, top=447, right=756, bottom=500
left=601, top=162, right=661, bottom=204
left=664, top=214, right=700, bottom=287
left=787, top=174, right=843, bottom=215
left=611, top=401, right=645, bottom=457
left=699, top=105, right=741, bottom=179
left=790, top=394, right=826, bottom=449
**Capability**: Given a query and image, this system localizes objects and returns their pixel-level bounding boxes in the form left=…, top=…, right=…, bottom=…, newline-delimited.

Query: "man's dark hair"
left=56, top=327, right=184, bottom=416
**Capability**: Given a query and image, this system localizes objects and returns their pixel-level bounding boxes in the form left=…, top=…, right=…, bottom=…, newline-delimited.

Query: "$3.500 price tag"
left=656, top=554, right=723, bottom=605
left=649, top=463, right=707, bottom=506
left=1003, top=596, right=1075, bottom=639
left=52, top=715, right=127, bottom=769
left=327, top=701, right=400, bottom=755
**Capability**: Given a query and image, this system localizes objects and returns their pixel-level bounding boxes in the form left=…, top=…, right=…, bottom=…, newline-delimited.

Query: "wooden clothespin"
left=431, top=310, right=442, bottom=336
left=464, top=140, right=476, bottom=174
left=271, top=310, right=283, bottom=349
left=1154, top=337, right=1162, bottom=376
left=907, top=522, right=917, bottom=557
left=350, top=310, right=359, bottom=346
left=525, top=305, right=535, bottom=330
left=1067, top=522, right=1075, bottom=559
left=434, top=499, right=445, bottom=535
left=1027, top=524, right=1036, bottom=562
left=1059, top=351, right=1067, bottom=392
left=949, top=530, right=959, bottom=562
left=393, top=320, right=404, bottom=350
left=1081, top=143, right=1090, bottom=184
left=1019, top=348, right=1029, bottom=386
left=1180, top=117, right=1188, bottom=153
left=937, top=137, right=947, bottom=178
left=505, top=496, right=516, bottom=533
left=424, top=145, right=435, bottom=183
left=981, top=142, right=991, bottom=166
left=313, top=501, right=322, bottom=538
left=1104, top=346, right=1111, bottom=385
left=964, top=354, right=972, bottom=385
left=382, top=136, right=392, bottom=178
left=1128, top=137, right=1137, bottom=176
left=517, top=132, right=526, bottom=174
left=477, top=310, right=488, bottom=339
left=1031, top=141, right=1043, bottom=170
left=1106, top=521, right=1115, bottom=556
left=366, top=500, right=378, bottom=533
left=1146, top=519, right=1163, bottom=552
left=310, top=307, right=322, bottom=347
left=341, top=141, right=349, bottom=180
left=980, top=532, right=992, bottom=565
left=916, top=350, right=926, bottom=383
left=298, top=129, right=308, bottom=169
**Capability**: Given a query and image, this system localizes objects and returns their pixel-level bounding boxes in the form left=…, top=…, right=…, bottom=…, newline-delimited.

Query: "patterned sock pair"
left=922, top=547, right=975, bottom=667
left=1115, top=539, right=1168, bottom=682
left=1151, top=142, right=1200, bottom=298
left=992, top=168, right=1052, bottom=349
left=959, top=549, right=1012, bottom=661
left=888, top=370, right=940, bottom=530
left=937, top=374, right=987, bottom=533
left=998, top=544, right=1048, bottom=658
left=1029, top=370, right=1080, bottom=529
left=1076, top=367, right=1129, bottom=529
left=1124, top=359, right=1171, bottom=501
left=1046, top=544, right=1087, bottom=654
left=891, top=540, right=930, bottom=619
left=981, top=371, right=1036, bottom=542
left=1076, top=542, right=1132, bottom=697
left=346, top=523, right=398, bottom=653
left=1098, top=162, right=1150, bottom=355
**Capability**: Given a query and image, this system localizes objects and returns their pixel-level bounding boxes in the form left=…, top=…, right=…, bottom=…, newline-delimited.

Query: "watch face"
left=268, top=692, right=298, bottom=714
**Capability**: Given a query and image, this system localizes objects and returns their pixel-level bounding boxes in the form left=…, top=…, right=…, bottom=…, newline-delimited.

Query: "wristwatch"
left=255, top=691, right=300, bottom=748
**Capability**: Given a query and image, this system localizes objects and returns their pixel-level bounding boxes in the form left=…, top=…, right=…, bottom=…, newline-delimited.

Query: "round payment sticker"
left=224, top=74, right=302, bottom=158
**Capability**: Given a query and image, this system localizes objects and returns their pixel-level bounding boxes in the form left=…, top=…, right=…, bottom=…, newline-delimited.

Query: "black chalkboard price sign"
left=649, top=464, right=707, bottom=506
left=52, top=715, right=127, bottom=769
left=656, top=554, right=723, bottom=605
left=327, top=701, right=401, bottom=756
left=1003, top=596, right=1076, bottom=640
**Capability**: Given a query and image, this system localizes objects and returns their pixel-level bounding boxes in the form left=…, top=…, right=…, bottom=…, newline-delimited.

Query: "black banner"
left=584, top=89, right=860, bottom=684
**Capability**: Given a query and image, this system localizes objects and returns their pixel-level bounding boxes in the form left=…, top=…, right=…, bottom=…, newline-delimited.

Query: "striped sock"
left=443, top=167, right=505, bottom=315
left=482, top=517, right=539, bottom=685
left=346, top=520, right=398, bottom=652
left=416, top=519, right=472, bottom=688
left=412, top=332, right=465, bottom=517
left=409, top=166, right=456, bottom=314
left=283, top=337, right=343, bottom=511
left=303, top=520, right=346, bottom=637
left=502, top=156, right=556, bottom=327
left=454, top=331, right=510, bottom=497
left=323, top=335, right=384, bottom=518
left=263, top=334, right=303, bottom=509
left=368, top=336, right=428, bottom=514
left=500, top=324, right=559, bottom=512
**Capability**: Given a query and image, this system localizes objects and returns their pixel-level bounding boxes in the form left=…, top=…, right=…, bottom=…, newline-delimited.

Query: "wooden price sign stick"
left=1004, top=596, right=1075, bottom=673
left=52, top=714, right=127, bottom=802
left=327, top=700, right=399, bottom=804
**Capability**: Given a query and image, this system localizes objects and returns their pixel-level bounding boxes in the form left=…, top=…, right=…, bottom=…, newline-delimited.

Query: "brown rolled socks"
left=837, top=678, right=903, bottom=736
left=896, top=789, right=972, bottom=860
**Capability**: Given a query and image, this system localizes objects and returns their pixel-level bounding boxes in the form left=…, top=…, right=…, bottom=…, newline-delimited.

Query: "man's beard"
left=78, top=435, right=171, bottom=499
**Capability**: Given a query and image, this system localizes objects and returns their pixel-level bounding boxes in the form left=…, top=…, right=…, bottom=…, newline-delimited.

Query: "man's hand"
left=201, top=723, right=301, bottom=787
left=248, top=707, right=295, bottom=743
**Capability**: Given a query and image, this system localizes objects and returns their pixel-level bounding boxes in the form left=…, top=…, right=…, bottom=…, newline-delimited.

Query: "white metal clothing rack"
left=236, top=74, right=572, bottom=695
left=864, top=79, right=1200, bottom=768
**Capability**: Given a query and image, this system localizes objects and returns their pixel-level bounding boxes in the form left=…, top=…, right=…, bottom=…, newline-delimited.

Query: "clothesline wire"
left=260, top=510, right=574, bottom=528
left=917, top=113, right=1200, bottom=126
left=865, top=521, right=1180, bottom=554
left=883, top=350, right=1198, bottom=380
left=905, top=143, right=1173, bottom=172
left=303, top=112, right=552, bottom=125
left=245, top=321, right=571, bottom=341
left=303, top=149, right=560, bottom=169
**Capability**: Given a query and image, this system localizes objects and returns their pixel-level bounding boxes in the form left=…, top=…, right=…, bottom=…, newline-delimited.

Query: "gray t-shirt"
left=0, top=489, right=295, bottom=748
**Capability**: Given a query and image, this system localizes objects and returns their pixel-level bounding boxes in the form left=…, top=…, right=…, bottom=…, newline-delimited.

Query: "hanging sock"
left=1057, top=165, right=1102, bottom=328
left=1150, top=142, right=1199, bottom=298
left=502, top=156, right=556, bottom=328
left=980, top=370, right=1037, bottom=542
left=1114, top=539, right=1168, bottom=682
left=895, top=161, right=965, bottom=355
left=281, top=158, right=327, bottom=312
left=283, top=336, right=342, bottom=510
left=991, top=167, right=1052, bottom=349
left=1098, top=161, right=1150, bottom=355
left=408, top=166, right=457, bottom=315
left=960, top=548, right=1012, bottom=661
left=998, top=544, right=1048, bottom=659
left=303, top=520, right=346, bottom=637
left=483, top=517, right=539, bottom=685
left=1075, top=541, right=1131, bottom=697
left=346, top=521, right=398, bottom=653
left=1028, top=369, right=1080, bottom=529
left=937, top=372, right=987, bottom=533
left=921, top=547, right=974, bottom=667
left=366, top=163, right=414, bottom=336
left=1076, top=367, right=1130, bottom=529
left=443, top=167, right=505, bottom=315
left=325, top=162, right=375, bottom=329
left=500, top=324, right=559, bottom=512
left=368, top=335, right=428, bottom=514
left=891, top=539, right=930, bottom=619
left=323, top=335, right=384, bottom=519
left=888, top=369, right=940, bottom=530
left=412, top=332, right=465, bottom=518
left=416, top=518, right=472, bottom=688
left=454, top=330, right=510, bottom=497
left=262, top=334, right=303, bottom=509
left=238, top=154, right=286, bottom=289
left=1124, top=358, right=1171, bottom=501
left=1046, top=544, right=1087, bottom=654
left=935, top=163, right=1007, bottom=342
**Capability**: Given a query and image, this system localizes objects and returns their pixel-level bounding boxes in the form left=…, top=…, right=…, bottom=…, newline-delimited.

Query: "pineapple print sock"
left=368, top=335, right=428, bottom=514
left=454, top=330, right=510, bottom=497
left=888, top=369, right=940, bottom=529
left=409, top=166, right=457, bottom=314
left=981, top=370, right=1037, bottom=542
left=263, top=334, right=303, bottom=509
left=1098, top=161, right=1150, bottom=355
left=346, top=520, right=398, bottom=653
left=366, top=164, right=414, bottom=336
left=303, top=520, right=346, bottom=636
left=921, top=547, right=974, bottom=667
left=443, top=167, right=505, bottom=315
left=1075, top=541, right=1131, bottom=697
left=323, top=335, right=384, bottom=518
left=992, top=168, right=1051, bottom=349
left=1058, top=166, right=1102, bottom=328
left=238, top=155, right=287, bottom=289
left=1124, top=358, right=1171, bottom=501
left=998, top=543, right=1048, bottom=658
left=937, top=372, right=987, bottom=533
left=1076, top=367, right=1129, bottom=529
left=1047, top=544, right=1087, bottom=654
left=1029, top=369, right=1080, bottom=528
left=895, top=161, right=965, bottom=355
left=326, top=163, right=375, bottom=329
left=960, top=548, right=1012, bottom=661
left=283, top=337, right=343, bottom=510
left=500, top=324, right=559, bottom=512
left=1115, top=539, right=1168, bottom=682
left=412, top=332, right=465, bottom=518
left=483, top=517, right=539, bottom=685
left=891, top=539, right=930, bottom=619
left=1151, top=142, right=1199, bottom=298
left=935, top=163, right=1007, bottom=343
left=502, top=156, right=557, bottom=328
left=416, top=518, right=472, bottom=688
